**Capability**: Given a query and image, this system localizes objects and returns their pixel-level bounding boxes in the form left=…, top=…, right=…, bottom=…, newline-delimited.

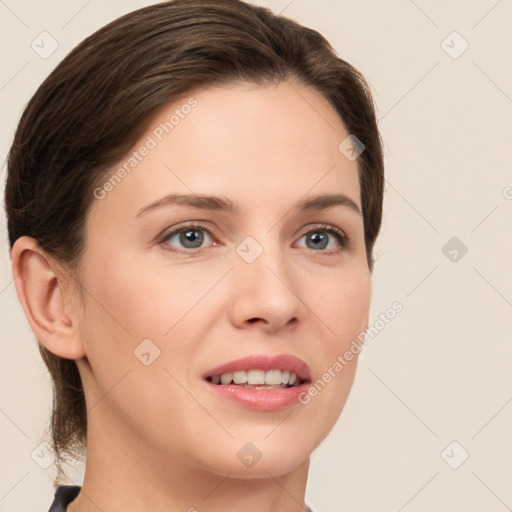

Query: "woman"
left=5, top=0, right=384, bottom=510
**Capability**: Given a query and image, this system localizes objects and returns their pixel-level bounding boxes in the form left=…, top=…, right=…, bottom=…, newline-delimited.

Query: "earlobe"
left=10, top=236, right=86, bottom=360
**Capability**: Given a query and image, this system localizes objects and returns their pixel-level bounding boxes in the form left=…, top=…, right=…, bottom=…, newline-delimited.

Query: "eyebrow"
left=135, top=192, right=362, bottom=218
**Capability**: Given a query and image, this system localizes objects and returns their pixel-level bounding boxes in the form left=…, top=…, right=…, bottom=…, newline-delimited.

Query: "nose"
left=228, top=237, right=302, bottom=333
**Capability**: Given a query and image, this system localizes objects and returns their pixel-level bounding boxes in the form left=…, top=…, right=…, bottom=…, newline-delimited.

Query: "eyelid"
left=297, top=223, right=347, bottom=240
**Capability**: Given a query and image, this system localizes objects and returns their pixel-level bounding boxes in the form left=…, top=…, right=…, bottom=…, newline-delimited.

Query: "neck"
left=66, top=413, right=311, bottom=512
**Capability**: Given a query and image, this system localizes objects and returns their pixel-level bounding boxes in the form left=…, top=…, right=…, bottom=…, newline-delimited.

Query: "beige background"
left=1, top=1, right=511, bottom=511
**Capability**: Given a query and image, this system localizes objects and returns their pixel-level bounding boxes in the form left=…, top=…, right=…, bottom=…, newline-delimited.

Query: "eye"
left=160, top=222, right=217, bottom=252
left=159, top=222, right=350, bottom=254
left=296, top=224, right=350, bottom=252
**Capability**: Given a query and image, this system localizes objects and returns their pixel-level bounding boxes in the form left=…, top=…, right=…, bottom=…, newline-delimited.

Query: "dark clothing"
left=48, top=485, right=316, bottom=511
left=48, top=486, right=80, bottom=511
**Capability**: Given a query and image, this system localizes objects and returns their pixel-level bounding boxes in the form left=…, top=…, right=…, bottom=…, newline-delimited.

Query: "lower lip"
left=204, top=380, right=310, bottom=411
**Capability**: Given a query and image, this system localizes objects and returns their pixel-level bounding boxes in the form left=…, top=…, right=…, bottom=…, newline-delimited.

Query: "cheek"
left=308, top=265, right=371, bottom=345
left=301, top=267, right=371, bottom=413
left=76, top=254, right=204, bottom=437
left=77, top=249, right=226, bottom=403
left=81, top=247, right=214, bottom=340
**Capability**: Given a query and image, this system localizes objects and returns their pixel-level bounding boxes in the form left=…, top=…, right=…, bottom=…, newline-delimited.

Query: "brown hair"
left=4, top=0, right=384, bottom=482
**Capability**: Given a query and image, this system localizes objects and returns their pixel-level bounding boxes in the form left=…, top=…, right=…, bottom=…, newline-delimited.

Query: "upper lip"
left=203, top=354, right=311, bottom=382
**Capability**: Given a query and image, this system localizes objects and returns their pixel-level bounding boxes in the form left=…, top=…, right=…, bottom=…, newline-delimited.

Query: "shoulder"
left=48, top=485, right=81, bottom=512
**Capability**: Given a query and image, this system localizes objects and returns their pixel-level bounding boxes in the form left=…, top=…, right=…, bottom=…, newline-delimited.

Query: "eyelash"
left=159, top=222, right=351, bottom=255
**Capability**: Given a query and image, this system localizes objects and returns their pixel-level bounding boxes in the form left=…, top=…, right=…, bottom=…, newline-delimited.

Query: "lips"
left=202, top=353, right=312, bottom=411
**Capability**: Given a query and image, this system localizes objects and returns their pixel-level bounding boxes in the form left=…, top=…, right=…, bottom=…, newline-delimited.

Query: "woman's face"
left=75, top=81, right=371, bottom=478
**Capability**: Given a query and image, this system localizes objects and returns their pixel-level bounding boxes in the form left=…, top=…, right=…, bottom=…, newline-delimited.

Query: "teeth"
left=265, top=370, right=282, bottom=385
left=220, top=373, right=233, bottom=385
left=233, top=371, right=248, bottom=384
left=210, top=369, right=301, bottom=387
left=247, top=369, right=265, bottom=385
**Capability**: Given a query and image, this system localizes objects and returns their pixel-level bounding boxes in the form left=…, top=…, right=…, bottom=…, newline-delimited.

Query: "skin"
left=12, top=80, right=371, bottom=511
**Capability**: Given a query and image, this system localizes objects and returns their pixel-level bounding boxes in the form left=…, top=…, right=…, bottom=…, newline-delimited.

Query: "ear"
left=10, top=236, right=86, bottom=359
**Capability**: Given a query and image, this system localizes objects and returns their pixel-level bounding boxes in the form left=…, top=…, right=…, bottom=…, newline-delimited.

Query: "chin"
left=196, top=433, right=316, bottom=480
left=215, top=456, right=310, bottom=481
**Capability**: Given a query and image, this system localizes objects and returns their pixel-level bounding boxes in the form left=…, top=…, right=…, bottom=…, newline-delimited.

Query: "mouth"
left=202, top=354, right=311, bottom=411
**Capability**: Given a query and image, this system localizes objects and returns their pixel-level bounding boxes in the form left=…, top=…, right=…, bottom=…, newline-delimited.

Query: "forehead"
left=88, top=81, right=361, bottom=223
